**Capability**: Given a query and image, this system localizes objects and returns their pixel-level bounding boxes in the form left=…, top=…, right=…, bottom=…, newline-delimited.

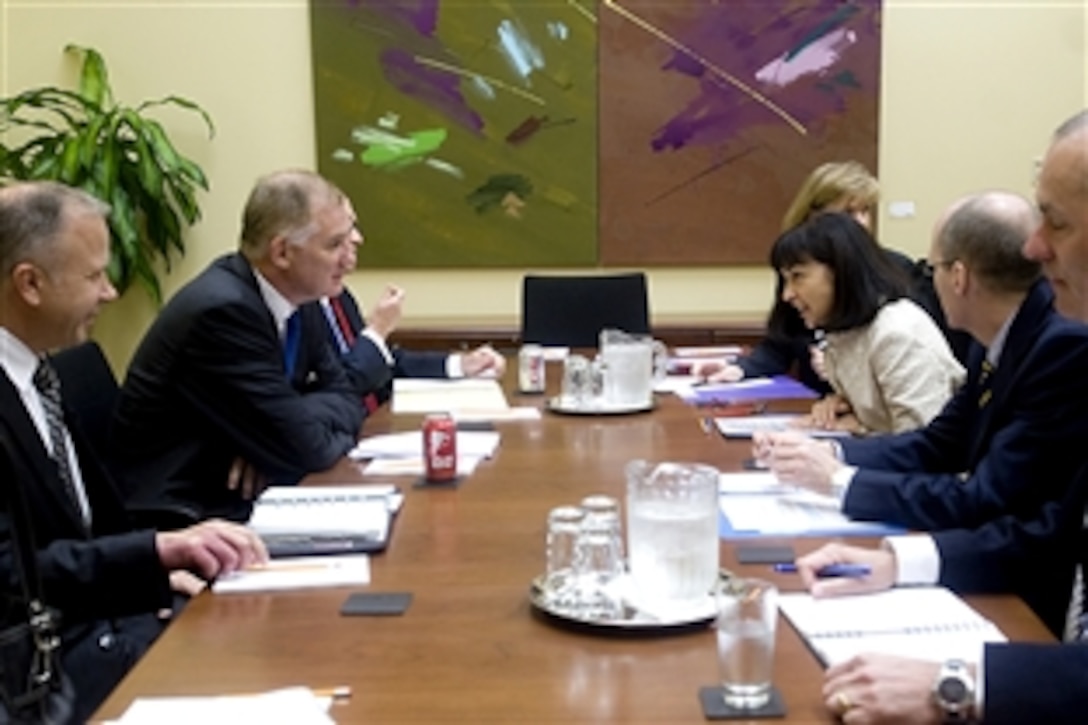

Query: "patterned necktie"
left=32, top=359, right=90, bottom=530
left=329, top=296, right=380, bottom=413
left=283, top=311, right=301, bottom=379
left=978, top=359, right=995, bottom=409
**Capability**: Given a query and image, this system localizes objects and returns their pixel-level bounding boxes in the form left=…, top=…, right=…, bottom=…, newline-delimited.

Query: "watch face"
left=938, top=677, right=968, bottom=704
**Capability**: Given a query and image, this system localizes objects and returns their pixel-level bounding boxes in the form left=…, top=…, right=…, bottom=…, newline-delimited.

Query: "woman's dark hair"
left=768, top=213, right=909, bottom=332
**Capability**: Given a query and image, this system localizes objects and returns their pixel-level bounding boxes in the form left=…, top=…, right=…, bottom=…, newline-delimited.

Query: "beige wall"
left=1, top=0, right=1085, bottom=373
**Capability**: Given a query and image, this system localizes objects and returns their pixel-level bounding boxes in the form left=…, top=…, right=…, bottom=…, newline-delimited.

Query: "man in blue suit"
left=311, top=197, right=505, bottom=406
left=113, top=170, right=367, bottom=522
left=791, top=109, right=1088, bottom=724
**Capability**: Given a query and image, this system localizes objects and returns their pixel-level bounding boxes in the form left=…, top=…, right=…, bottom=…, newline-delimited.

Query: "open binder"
left=247, top=485, right=403, bottom=558
left=778, top=587, right=1007, bottom=667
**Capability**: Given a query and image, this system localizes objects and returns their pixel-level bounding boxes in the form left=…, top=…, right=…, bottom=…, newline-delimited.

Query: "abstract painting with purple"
left=599, top=0, right=882, bottom=266
left=310, top=0, right=599, bottom=267
left=310, top=1, right=881, bottom=269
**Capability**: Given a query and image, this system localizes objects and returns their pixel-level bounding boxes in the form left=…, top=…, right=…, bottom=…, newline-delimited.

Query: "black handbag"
left=0, top=468, right=76, bottom=724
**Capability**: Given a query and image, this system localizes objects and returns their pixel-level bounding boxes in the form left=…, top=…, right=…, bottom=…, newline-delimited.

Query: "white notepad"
left=778, top=587, right=1007, bottom=666
left=391, top=378, right=509, bottom=414
left=248, top=485, right=399, bottom=537
left=212, top=555, right=371, bottom=594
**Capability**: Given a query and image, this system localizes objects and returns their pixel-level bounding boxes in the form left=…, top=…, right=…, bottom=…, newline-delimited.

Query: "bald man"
left=794, top=110, right=1088, bottom=725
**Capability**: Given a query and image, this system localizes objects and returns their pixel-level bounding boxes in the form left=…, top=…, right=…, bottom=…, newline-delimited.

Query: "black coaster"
left=698, top=686, right=786, bottom=720
left=735, top=545, right=795, bottom=565
left=413, top=475, right=464, bottom=489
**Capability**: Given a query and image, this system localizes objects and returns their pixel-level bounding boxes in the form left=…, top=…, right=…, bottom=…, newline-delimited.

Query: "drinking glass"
left=573, top=512, right=625, bottom=620
left=716, top=578, right=777, bottom=709
left=562, top=355, right=594, bottom=406
left=579, top=494, right=624, bottom=563
left=545, top=506, right=585, bottom=611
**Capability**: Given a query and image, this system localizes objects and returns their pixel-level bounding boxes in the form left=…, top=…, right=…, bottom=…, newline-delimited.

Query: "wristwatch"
left=932, top=658, right=976, bottom=723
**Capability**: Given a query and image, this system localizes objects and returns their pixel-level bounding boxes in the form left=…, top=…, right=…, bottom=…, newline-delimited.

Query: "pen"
left=773, top=563, right=871, bottom=578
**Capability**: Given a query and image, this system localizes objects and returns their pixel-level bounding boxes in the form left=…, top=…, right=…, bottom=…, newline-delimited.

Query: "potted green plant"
left=0, top=44, right=213, bottom=302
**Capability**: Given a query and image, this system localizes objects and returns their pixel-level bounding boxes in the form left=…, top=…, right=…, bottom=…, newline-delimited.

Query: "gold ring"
left=835, top=691, right=853, bottom=713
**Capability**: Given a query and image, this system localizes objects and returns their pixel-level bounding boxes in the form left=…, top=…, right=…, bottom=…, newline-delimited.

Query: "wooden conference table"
left=96, top=366, right=1052, bottom=722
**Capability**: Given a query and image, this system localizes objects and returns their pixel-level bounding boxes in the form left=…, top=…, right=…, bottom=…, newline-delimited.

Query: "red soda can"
left=423, top=413, right=457, bottom=482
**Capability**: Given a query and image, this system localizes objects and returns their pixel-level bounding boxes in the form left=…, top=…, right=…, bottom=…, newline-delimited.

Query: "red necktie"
left=329, top=295, right=380, bottom=413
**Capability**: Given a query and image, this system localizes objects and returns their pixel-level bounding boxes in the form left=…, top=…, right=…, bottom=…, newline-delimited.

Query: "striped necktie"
left=328, top=296, right=380, bottom=413
left=978, top=359, right=995, bottom=409
left=32, top=359, right=91, bottom=531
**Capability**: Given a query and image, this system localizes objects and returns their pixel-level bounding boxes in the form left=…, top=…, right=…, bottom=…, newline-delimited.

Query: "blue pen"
left=773, top=563, right=871, bottom=578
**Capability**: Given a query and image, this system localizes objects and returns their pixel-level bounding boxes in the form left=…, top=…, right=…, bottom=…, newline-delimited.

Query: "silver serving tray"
left=528, top=571, right=732, bottom=635
left=546, top=395, right=656, bottom=416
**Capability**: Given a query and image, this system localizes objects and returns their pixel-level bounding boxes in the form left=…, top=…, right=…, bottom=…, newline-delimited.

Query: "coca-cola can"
left=422, top=413, right=457, bottom=482
left=518, top=344, right=546, bottom=393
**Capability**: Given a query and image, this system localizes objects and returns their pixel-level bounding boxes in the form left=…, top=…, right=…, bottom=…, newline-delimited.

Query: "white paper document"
left=113, top=686, right=334, bottom=724
left=653, top=375, right=702, bottom=394
left=718, top=488, right=902, bottom=537
left=362, top=456, right=483, bottom=477
left=672, top=345, right=743, bottom=358
left=713, top=414, right=852, bottom=439
left=452, top=407, right=542, bottom=422
left=718, top=472, right=794, bottom=495
left=349, top=431, right=500, bottom=460
left=212, top=555, right=370, bottom=594
left=391, top=378, right=509, bottom=414
left=778, top=587, right=1007, bottom=666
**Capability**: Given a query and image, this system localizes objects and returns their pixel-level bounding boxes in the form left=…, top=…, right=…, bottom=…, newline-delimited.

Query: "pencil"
left=313, top=685, right=352, bottom=700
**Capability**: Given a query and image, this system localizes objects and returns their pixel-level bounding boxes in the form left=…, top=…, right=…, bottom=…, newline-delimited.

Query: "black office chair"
left=50, top=340, right=199, bottom=530
left=520, top=272, right=651, bottom=347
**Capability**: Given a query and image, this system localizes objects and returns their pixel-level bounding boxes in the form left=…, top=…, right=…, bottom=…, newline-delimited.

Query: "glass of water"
left=715, top=577, right=777, bottom=709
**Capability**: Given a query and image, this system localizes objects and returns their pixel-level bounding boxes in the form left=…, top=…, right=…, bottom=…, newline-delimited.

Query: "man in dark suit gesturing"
left=790, top=110, right=1088, bottom=724
left=0, top=181, right=266, bottom=721
left=113, top=170, right=366, bottom=522
left=312, top=197, right=505, bottom=406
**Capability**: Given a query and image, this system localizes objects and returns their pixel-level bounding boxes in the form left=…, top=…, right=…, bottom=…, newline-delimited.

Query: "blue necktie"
left=283, top=311, right=301, bottom=379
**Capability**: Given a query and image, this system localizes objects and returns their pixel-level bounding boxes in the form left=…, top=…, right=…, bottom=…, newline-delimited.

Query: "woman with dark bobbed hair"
left=695, top=161, right=970, bottom=392
left=770, top=213, right=964, bottom=434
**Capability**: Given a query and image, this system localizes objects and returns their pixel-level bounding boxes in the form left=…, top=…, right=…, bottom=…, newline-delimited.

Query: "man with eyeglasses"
left=788, top=109, right=1088, bottom=723
left=753, top=188, right=1088, bottom=637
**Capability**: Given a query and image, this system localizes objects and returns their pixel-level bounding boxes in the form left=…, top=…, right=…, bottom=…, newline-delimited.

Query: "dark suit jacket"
left=316, top=288, right=447, bottom=404
left=841, top=280, right=1088, bottom=532
left=0, top=367, right=171, bottom=723
left=983, top=641, right=1088, bottom=723
left=112, top=253, right=366, bottom=522
left=938, top=467, right=1088, bottom=721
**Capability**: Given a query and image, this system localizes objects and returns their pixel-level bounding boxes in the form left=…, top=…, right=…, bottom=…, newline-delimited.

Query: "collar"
left=986, top=308, right=1016, bottom=368
left=0, top=327, right=42, bottom=394
left=252, top=269, right=298, bottom=338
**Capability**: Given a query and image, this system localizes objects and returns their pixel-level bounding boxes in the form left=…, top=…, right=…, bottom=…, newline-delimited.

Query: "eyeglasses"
left=920, top=259, right=956, bottom=279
